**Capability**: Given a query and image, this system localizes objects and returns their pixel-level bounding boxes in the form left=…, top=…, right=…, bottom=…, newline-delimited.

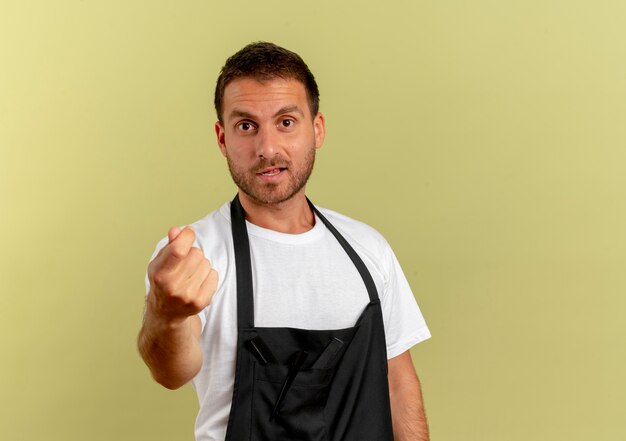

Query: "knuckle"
left=200, top=259, right=213, bottom=271
left=152, top=270, right=167, bottom=287
left=160, top=279, right=177, bottom=296
left=188, top=247, right=204, bottom=260
left=148, top=255, right=162, bottom=273
left=169, top=246, right=186, bottom=259
left=202, top=272, right=219, bottom=304
left=176, top=289, right=202, bottom=311
left=209, top=268, right=218, bottom=281
left=153, top=271, right=179, bottom=295
left=205, top=270, right=218, bottom=291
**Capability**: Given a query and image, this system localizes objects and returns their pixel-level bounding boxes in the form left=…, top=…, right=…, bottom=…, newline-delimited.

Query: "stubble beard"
left=226, top=146, right=316, bottom=206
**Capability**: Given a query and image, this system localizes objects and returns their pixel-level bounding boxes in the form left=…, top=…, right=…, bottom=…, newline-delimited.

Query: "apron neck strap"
left=306, top=198, right=380, bottom=304
left=230, top=194, right=380, bottom=330
left=231, top=194, right=255, bottom=328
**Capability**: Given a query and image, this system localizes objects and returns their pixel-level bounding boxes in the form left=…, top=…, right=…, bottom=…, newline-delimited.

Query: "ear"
left=313, top=112, right=326, bottom=149
left=215, top=121, right=227, bottom=157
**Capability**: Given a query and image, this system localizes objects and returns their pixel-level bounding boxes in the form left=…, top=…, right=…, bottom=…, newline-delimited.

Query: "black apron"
left=225, top=195, right=394, bottom=441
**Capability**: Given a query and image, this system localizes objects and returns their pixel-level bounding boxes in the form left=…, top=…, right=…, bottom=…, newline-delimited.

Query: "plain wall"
left=1, top=1, right=625, bottom=440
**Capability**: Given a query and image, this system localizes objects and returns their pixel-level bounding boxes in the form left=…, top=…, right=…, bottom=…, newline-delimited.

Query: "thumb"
left=167, top=226, right=182, bottom=243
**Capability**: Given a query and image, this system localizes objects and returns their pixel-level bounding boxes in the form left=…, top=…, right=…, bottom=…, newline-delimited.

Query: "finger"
left=197, top=267, right=219, bottom=307
left=174, top=247, right=207, bottom=281
left=168, top=226, right=182, bottom=243
left=153, top=226, right=186, bottom=261
left=161, top=257, right=213, bottom=313
left=166, top=226, right=197, bottom=260
left=186, top=258, right=213, bottom=296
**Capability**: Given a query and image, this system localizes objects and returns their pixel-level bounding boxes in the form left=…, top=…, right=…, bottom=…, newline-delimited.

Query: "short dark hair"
left=214, top=42, right=320, bottom=122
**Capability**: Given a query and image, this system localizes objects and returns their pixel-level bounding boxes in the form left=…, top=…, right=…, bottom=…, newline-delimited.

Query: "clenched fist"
left=147, top=226, right=218, bottom=323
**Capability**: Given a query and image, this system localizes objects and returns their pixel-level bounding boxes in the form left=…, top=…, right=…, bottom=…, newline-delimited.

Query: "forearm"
left=138, top=300, right=203, bottom=389
left=389, top=374, right=429, bottom=441
left=388, top=351, right=429, bottom=441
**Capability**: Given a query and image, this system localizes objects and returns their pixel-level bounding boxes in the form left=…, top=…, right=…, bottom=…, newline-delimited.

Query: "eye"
left=236, top=121, right=255, bottom=132
left=280, top=118, right=295, bottom=128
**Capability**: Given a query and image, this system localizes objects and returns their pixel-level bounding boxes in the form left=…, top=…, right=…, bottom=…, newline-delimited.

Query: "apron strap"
left=307, top=199, right=380, bottom=304
left=230, top=194, right=381, bottom=329
left=231, top=194, right=255, bottom=329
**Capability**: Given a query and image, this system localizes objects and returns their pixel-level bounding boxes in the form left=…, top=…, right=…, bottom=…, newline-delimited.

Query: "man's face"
left=215, top=77, right=325, bottom=205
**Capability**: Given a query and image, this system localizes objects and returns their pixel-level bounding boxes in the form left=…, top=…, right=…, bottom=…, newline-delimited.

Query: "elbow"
left=148, top=359, right=201, bottom=390
left=136, top=324, right=203, bottom=390
left=151, top=370, right=192, bottom=390
left=139, top=356, right=201, bottom=390
left=157, top=378, right=186, bottom=391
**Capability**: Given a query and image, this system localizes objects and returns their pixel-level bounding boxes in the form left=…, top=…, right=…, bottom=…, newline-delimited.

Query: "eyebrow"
left=227, top=105, right=304, bottom=121
left=228, top=109, right=255, bottom=121
left=274, top=105, right=304, bottom=118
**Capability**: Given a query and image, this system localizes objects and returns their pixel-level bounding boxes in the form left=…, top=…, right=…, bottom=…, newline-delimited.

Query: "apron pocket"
left=251, top=363, right=334, bottom=441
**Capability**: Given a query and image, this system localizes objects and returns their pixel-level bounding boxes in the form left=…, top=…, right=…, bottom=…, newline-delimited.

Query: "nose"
left=255, top=126, right=280, bottom=158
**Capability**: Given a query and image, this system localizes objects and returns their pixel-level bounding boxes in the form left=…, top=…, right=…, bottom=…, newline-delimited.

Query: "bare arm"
left=388, top=350, right=429, bottom=441
left=138, top=300, right=203, bottom=389
left=137, top=226, right=218, bottom=390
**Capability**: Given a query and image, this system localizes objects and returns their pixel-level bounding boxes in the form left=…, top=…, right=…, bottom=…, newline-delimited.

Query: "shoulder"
left=186, top=202, right=234, bottom=260
left=149, top=202, right=233, bottom=261
left=315, top=206, right=390, bottom=250
left=314, top=205, right=394, bottom=276
left=188, top=202, right=232, bottom=244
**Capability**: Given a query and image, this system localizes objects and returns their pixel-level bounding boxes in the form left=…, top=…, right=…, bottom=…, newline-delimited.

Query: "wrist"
left=145, top=293, right=190, bottom=329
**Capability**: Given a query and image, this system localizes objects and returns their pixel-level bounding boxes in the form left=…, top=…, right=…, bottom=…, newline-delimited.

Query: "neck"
left=237, top=190, right=315, bottom=234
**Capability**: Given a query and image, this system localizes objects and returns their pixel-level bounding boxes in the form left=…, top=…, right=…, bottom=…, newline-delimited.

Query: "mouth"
left=257, top=167, right=286, bottom=177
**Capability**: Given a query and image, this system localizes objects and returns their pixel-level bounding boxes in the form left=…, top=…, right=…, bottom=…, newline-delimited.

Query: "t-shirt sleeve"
left=144, top=235, right=168, bottom=295
left=143, top=233, right=208, bottom=331
left=380, top=245, right=431, bottom=359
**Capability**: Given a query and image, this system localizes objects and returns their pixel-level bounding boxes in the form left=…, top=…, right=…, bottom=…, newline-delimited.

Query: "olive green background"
left=1, top=1, right=625, bottom=440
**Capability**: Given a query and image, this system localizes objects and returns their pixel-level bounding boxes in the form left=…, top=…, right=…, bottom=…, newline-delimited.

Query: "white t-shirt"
left=145, top=202, right=431, bottom=441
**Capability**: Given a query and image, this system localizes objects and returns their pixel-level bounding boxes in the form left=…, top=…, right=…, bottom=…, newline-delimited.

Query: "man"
left=139, top=42, right=431, bottom=441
